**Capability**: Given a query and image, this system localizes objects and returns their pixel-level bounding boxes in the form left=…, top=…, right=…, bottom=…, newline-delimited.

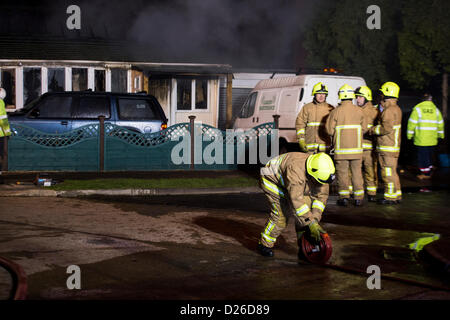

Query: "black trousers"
left=417, top=145, right=436, bottom=175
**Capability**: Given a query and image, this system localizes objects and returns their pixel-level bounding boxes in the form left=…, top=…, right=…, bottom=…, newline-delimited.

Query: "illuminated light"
left=161, top=123, right=168, bottom=130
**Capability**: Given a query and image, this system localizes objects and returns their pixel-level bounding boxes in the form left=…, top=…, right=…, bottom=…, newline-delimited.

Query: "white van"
left=233, top=74, right=367, bottom=147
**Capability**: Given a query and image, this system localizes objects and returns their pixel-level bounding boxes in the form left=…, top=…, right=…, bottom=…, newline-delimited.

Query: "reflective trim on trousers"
left=353, top=190, right=364, bottom=196
left=261, top=220, right=277, bottom=243
left=366, top=186, right=377, bottom=192
left=262, top=178, right=285, bottom=198
left=297, top=129, right=305, bottom=135
left=306, top=143, right=328, bottom=151
left=385, top=167, right=392, bottom=177
left=377, top=146, right=400, bottom=152
left=296, top=204, right=310, bottom=216
left=311, top=200, right=325, bottom=212
left=335, top=148, right=363, bottom=154
left=339, top=190, right=350, bottom=196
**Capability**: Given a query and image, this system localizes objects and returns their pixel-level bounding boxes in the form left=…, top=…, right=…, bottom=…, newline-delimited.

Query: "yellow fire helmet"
left=338, top=84, right=355, bottom=100
left=380, top=81, right=400, bottom=98
left=312, top=82, right=328, bottom=95
left=306, top=153, right=336, bottom=184
left=355, top=86, right=372, bottom=101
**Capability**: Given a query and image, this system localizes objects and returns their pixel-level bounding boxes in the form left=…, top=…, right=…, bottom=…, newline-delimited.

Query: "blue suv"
left=9, top=91, right=168, bottom=134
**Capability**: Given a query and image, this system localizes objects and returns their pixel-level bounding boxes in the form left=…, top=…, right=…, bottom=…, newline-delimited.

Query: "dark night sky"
left=0, top=0, right=317, bottom=69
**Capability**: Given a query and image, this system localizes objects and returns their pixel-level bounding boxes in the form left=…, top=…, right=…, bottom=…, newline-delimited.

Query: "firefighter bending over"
left=258, top=152, right=335, bottom=257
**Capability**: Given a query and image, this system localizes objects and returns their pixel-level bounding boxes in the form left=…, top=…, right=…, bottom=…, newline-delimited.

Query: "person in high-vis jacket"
left=258, top=152, right=335, bottom=258
left=295, top=82, right=334, bottom=154
left=407, top=93, right=445, bottom=179
left=355, top=86, right=379, bottom=202
left=326, top=84, right=368, bottom=207
left=0, top=88, right=11, bottom=169
left=368, top=82, right=402, bottom=204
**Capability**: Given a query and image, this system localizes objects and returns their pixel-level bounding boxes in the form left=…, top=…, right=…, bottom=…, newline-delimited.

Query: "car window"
left=118, top=98, right=161, bottom=120
left=73, top=96, right=111, bottom=119
left=32, top=95, right=72, bottom=118
left=239, top=92, right=257, bottom=118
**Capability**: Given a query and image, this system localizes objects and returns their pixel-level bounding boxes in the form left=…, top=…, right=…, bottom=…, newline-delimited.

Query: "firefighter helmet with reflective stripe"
left=338, top=84, right=355, bottom=100
left=0, top=88, right=6, bottom=100
left=312, top=82, right=328, bottom=95
left=306, top=153, right=335, bottom=184
left=380, top=81, right=400, bottom=98
left=355, top=86, right=372, bottom=101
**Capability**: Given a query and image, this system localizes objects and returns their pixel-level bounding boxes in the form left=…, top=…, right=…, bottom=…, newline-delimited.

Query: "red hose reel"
left=301, top=233, right=333, bottom=264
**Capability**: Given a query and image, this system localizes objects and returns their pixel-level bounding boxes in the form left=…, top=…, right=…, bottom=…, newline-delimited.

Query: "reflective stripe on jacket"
left=369, top=99, right=402, bottom=157
left=361, top=102, right=379, bottom=150
left=0, top=99, right=11, bottom=137
left=325, top=100, right=367, bottom=160
left=295, top=102, right=334, bottom=152
left=407, top=101, right=444, bottom=146
left=260, top=152, right=329, bottom=221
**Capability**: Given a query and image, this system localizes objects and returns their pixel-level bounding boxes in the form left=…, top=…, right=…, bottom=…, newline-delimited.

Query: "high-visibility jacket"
left=0, top=99, right=11, bottom=137
left=361, top=101, right=379, bottom=151
left=325, top=100, right=368, bottom=160
left=295, top=101, right=334, bottom=153
left=260, top=152, right=329, bottom=222
left=369, top=99, right=402, bottom=157
left=407, top=101, right=445, bottom=146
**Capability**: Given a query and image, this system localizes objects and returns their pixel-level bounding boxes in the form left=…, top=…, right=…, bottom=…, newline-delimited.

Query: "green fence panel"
left=7, top=121, right=276, bottom=171
left=104, top=123, right=192, bottom=171
left=8, top=124, right=100, bottom=171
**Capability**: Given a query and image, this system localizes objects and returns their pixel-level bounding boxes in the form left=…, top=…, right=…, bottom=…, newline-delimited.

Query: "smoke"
left=0, top=0, right=318, bottom=69
left=125, top=0, right=316, bottom=68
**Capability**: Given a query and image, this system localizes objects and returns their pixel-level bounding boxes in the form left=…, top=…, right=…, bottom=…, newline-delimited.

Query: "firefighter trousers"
left=362, top=150, right=378, bottom=196
left=378, top=155, right=402, bottom=200
left=335, top=159, right=364, bottom=200
left=260, top=186, right=318, bottom=248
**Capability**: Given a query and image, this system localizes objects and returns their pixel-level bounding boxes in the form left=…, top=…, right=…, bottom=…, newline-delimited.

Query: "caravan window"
left=239, top=92, right=257, bottom=118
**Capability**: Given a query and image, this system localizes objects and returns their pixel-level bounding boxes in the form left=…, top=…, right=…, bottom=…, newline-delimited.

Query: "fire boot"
left=368, top=195, right=377, bottom=202
left=337, top=198, right=349, bottom=206
left=377, top=198, right=397, bottom=205
left=258, top=243, right=274, bottom=257
left=354, top=199, right=363, bottom=206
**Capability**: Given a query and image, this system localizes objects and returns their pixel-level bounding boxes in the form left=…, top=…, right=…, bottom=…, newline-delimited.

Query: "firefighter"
left=369, top=82, right=402, bottom=204
left=0, top=88, right=11, bottom=170
left=258, top=152, right=335, bottom=258
left=326, top=84, right=368, bottom=207
left=407, top=93, right=445, bottom=179
left=355, top=86, right=379, bottom=202
left=295, top=82, right=334, bottom=154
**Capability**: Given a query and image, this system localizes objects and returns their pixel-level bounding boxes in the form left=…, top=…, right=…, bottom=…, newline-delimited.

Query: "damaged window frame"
left=175, top=78, right=210, bottom=112
left=0, top=67, right=17, bottom=109
left=23, top=66, right=42, bottom=106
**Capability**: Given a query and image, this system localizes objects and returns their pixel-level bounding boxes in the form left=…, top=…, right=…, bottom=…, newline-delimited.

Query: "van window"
left=118, top=98, right=161, bottom=120
left=32, top=95, right=72, bottom=119
left=239, top=92, right=257, bottom=118
left=259, top=91, right=277, bottom=111
left=73, top=96, right=111, bottom=119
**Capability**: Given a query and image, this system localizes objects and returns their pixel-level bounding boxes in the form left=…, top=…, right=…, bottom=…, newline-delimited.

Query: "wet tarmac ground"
left=0, top=188, right=450, bottom=300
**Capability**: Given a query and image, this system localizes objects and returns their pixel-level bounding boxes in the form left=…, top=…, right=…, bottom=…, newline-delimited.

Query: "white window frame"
left=174, top=78, right=210, bottom=113
left=92, top=67, right=107, bottom=92
left=22, top=66, right=43, bottom=108
left=44, top=66, right=67, bottom=94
